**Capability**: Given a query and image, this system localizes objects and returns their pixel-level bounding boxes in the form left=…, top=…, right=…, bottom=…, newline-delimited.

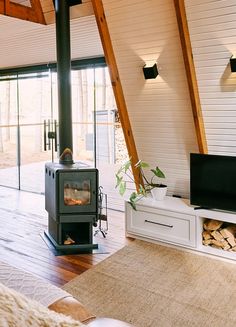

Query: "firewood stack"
left=202, top=219, right=236, bottom=251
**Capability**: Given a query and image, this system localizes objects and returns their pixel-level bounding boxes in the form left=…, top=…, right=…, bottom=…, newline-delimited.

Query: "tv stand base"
left=125, top=196, right=236, bottom=262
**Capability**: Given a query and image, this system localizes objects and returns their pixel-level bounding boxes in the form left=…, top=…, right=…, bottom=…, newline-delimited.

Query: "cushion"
left=0, top=282, right=85, bottom=327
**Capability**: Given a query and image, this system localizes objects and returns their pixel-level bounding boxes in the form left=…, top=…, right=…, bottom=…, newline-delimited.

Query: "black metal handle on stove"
left=144, top=219, right=173, bottom=228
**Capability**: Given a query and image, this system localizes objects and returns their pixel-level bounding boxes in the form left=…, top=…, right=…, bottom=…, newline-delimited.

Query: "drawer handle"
left=145, top=219, right=173, bottom=228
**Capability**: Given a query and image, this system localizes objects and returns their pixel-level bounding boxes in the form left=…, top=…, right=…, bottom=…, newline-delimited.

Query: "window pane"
left=94, top=68, right=129, bottom=210
left=0, top=80, right=18, bottom=188
left=72, top=69, right=95, bottom=165
left=18, top=74, right=55, bottom=193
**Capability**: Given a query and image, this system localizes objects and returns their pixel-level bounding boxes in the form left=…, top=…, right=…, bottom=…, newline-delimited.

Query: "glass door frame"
left=0, top=57, right=106, bottom=193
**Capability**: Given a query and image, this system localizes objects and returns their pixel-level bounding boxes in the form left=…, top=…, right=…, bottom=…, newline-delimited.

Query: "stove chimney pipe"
left=54, top=0, right=73, bottom=164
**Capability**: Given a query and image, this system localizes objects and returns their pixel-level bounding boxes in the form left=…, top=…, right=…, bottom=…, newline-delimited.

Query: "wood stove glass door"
left=59, top=170, right=98, bottom=214
left=64, top=179, right=91, bottom=206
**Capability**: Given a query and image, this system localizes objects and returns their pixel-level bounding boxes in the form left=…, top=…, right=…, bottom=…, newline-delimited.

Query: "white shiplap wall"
left=0, top=14, right=103, bottom=68
left=185, top=0, right=236, bottom=156
left=102, top=0, right=198, bottom=197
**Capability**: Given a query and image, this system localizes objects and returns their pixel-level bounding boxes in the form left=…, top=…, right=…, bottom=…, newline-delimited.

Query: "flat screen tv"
left=190, top=153, right=236, bottom=213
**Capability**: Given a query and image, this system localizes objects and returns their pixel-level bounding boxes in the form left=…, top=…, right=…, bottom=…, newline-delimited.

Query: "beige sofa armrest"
left=49, top=296, right=134, bottom=326
left=48, top=296, right=96, bottom=324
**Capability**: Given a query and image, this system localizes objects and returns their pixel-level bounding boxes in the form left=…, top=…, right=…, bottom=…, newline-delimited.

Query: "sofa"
left=0, top=260, right=133, bottom=327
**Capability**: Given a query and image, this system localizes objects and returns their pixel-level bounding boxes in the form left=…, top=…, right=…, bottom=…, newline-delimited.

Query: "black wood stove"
left=44, top=0, right=99, bottom=252
left=45, top=162, right=99, bottom=251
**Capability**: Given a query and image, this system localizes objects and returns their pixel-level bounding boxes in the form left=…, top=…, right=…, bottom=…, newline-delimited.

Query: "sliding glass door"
left=18, top=72, right=57, bottom=193
left=0, top=62, right=128, bottom=210
left=0, top=79, right=19, bottom=188
left=0, top=72, right=57, bottom=193
left=71, top=67, right=128, bottom=210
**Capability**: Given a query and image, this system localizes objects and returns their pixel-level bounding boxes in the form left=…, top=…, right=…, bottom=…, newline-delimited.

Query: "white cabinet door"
left=126, top=202, right=196, bottom=247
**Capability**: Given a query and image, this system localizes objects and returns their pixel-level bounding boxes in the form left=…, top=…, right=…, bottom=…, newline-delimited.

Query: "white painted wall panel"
left=185, top=0, right=236, bottom=157
left=102, top=0, right=199, bottom=198
left=0, top=15, right=103, bottom=68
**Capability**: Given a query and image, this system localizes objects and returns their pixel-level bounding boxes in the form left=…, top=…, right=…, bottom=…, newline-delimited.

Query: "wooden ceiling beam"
left=0, top=1, right=4, bottom=12
left=0, top=0, right=46, bottom=24
left=174, top=0, right=208, bottom=154
left=91, top=0, right=142, bottom=189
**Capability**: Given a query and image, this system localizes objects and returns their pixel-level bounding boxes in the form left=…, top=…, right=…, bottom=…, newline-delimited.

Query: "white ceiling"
left=0, top=13, right=104, bottom=69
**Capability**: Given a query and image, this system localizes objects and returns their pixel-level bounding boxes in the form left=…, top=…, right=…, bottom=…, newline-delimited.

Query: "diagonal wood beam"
left=0, top=0, right=46, bottom=24
left=174, top=0, right=208, bottom=154
left=91, top=0, right=142, bottom=189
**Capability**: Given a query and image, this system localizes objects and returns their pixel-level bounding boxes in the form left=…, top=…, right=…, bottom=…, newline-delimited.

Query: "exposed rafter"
left=91, top=0, right=142, bottom=189
left=0, top=0, right=46, bottom=24
left=174, top=0, right=208, bottom=154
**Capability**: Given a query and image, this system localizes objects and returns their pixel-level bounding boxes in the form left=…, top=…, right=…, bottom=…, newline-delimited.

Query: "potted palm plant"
left=115, top=159, right=167, bottom=210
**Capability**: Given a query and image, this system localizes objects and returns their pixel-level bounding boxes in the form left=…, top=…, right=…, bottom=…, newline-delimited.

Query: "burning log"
left=64, top=234, right=76, bottom=245
left=202, top=219, right=236, bottom=252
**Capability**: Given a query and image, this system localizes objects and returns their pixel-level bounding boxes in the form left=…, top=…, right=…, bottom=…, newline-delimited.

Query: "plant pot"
left=151, top=185, right=167, bottom=201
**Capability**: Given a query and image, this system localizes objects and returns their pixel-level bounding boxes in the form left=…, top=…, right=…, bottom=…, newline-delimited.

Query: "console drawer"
left=126, top=203, right=196, bottom=247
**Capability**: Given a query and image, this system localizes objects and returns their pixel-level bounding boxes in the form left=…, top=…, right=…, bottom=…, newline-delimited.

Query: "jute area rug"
left=63, top=240, right=236, bottom=327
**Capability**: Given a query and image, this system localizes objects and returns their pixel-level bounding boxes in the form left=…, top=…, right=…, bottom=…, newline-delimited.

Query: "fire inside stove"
left=64, top=180, right=91, bottom=206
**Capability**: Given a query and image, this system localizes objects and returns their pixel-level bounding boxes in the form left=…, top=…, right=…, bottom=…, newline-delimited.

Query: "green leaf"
left=116, top=159, right=131, bottom=175
left=129, top=192, right=138, bottom=202
left=140, top=161, right=149, bottom=168
left=115, top=174, right=123, bottom=188
left=119, top=181, right=126, bottom=196
left=116, top=166, right=124, bottom=175
left=135, top=160, right=149, bottom=169
left=129, top=201, right=137, bottom=210
left=129, top=192, right=138, bottom=210
left=123, top=159, right=132, bottom=173
left=151, top=167, right=165, bottom=179
left=139, top=184, right=146, bottom=195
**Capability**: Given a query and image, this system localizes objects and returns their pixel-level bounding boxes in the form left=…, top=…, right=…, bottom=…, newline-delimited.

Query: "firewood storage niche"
left=202, top=218, right=236, bottom=252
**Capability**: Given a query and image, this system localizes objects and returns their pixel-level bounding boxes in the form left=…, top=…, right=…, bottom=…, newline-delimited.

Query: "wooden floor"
left=0, top=187, right=130, bottom=287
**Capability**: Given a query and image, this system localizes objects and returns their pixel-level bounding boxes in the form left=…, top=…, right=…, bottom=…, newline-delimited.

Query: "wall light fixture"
left=143, top=62, right=158, bottom=79
left=230, top=56, right=236, bottom=72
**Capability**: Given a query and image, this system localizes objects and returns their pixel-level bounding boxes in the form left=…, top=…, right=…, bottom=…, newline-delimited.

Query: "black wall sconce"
left=230, top=56, right=236, bottom=72
left=143, top=62, right=158, bottom=79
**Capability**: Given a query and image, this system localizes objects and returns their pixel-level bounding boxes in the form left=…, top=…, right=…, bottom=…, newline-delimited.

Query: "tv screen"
left=190, top=153, right=236, bottom=212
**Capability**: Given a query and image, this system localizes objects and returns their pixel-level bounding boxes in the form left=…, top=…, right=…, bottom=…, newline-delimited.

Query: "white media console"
left=125, top=196, right=236, bottom=261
